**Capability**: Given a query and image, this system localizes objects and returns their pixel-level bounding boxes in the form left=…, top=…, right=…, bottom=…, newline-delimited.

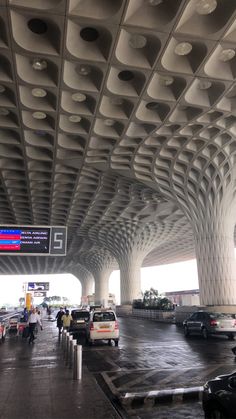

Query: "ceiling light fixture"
left=32, top=58, right=47, bottom=71
left=110, top=97, right=123, bottom=106
left=72, top=92, right=86, bottom=102
left=147, top=0, right=163, bottom=6
left=129, top=34, right=147, bottom=49
left=219, top=49, right=235, bottom=62
left=32, top=88, right=47, bottom=98
left=196, top=0, right=217, bottom=15
left=198, top=80, right=212, bottom=90
left=159, top=75, right=174, bottom=86
left=118, top=70, right=134, bottom=81
left=77, top=65, right=91, bottom=76
left=28, top=18, right=48, bottom=34
left=69, top=115, right=81, bottom=123
left=104, top=119, right=115, bottom=126
left=175, top=42, right=192, bottom=56
left=146, top=102, right=159, bottom=110
left=80, top=27, right=99, bottom=42
left=32, top=111, right=46, bottom=119
left=0, top=108, right=9, bottom=116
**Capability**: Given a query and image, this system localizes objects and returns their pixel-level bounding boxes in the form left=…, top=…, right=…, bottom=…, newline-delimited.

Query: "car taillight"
left=18, top=325, right=24, bottom=331
left=210, top=319, right=217, bottom=326
left=115, top=320, right=119, bottom=330
left=90, top=322, right=94, bottom=331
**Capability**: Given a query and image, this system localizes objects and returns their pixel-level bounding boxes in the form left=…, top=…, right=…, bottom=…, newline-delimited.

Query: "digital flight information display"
left=0, top=227, right=50, bottom=254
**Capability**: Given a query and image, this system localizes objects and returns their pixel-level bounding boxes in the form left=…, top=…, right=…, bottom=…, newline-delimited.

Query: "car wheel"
left=114, top=339, right=119, bottom=347
left=227, top=333, right=234, bottom=340
left=108, top=339, right=112, bottom=346
left=202, top=327, right=208, bottom=339
left=184, top=325, right=190, bottom=337
left=204, top=406, right=226, bottom=418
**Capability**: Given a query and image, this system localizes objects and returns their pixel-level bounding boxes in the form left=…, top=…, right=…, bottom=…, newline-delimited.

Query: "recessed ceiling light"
left=219, top=49, right=235, bottom=62
left=104, top=119, right=115, bottom=126
left=0, top=108, right=9, bottom=116
left=196, top=0, right=217, bottom=15
left=146, top=102, right=159, bottom=110
left=129, top=34, right=147, bottom=49
left=80, top=27, right=99, bottom=42
left=175, top=42, right=192, bottom=56
left=32, top=88, right=47, bottom=98
left=77, top=65, right=91, bottom=76
left=28, top=18, right=48, bottom=34
left=32, top=58, right=47, bottom=71
left=32, top=111, right=46, bottom=119
left=147, top=0, right=163, bottom=5
left=118, top=70, right=134, bottom=81
left=0, top=85, right=5, bottom=93
left=71, top=92, right=86, bottom=102
left=110, top=97, right=123, bottom=106
left=159, top=75, right=174, bottom=86
left=69, top=115, right=81, bottom=123
left=198, top=80, right=212, bottom=90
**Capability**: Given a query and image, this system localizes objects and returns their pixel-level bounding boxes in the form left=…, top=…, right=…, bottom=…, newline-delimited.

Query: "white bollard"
left=65, top=332, right=70, bottom=363
left=69, top=338, right=77, bottom=368
left=73, top=345, right=82, bottom=380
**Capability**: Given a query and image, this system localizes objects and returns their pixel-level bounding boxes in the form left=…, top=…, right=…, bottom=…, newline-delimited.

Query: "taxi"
left=87, top=309, right=119, bottom=346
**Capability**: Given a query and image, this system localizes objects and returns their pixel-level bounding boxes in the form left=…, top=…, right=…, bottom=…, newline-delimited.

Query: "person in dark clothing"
left=56, top=307, right=65, bottom=334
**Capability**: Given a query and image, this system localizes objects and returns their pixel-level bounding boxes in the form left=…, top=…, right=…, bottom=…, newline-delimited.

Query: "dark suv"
left=69, top=310, right=90, bottom=338
left=203, top=371, right=236, bottom=418
left=183, top=311, right=236, bottom=340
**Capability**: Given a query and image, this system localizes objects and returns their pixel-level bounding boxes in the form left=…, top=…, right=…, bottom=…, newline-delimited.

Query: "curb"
left=120, top=386, right=204, bottom=410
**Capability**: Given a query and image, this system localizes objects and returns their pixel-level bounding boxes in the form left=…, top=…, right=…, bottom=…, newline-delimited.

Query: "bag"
left=22, top=326, right=29, bottom=338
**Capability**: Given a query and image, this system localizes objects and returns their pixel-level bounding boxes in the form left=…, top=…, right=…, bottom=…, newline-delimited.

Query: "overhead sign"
left=28, top=282, right=49, bottom=291
left=34, top=291, right=47, bottom=298
left=0, top=226, right=67, bottom=256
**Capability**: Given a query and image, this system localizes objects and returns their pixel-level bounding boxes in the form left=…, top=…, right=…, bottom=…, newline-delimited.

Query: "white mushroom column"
left=71, top=265, right=94, bottom=304
left=78, top=248, right=116, bottom=307
left=194, top=205, right=236, bottom=306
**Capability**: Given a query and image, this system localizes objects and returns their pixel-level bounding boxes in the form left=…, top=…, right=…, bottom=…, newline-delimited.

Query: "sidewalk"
left=0, top=314, right=121, bottom=419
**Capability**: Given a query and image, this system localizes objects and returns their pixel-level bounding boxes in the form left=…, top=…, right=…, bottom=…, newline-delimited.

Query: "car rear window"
left=72, top=311, right=89, bottom=321
left=93, top=312, right=115, bottom=322
left=209, top=313, right=235, bottom=320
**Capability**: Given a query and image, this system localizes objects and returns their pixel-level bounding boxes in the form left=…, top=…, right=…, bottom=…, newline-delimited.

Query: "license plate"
left=100, top=324, right=109, bottom=329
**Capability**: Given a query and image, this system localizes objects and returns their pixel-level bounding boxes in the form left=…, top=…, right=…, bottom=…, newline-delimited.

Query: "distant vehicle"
left=69, top=310, right=90, bottom=338
left=0, top=321, right=6, bottom=342
left=87, top=309, right=119, bottom=346
left=203, top=370, right=236, bottom=418
left=183, top=311, right=236, bottom=340
left=8, top=317, right=19, bottom=335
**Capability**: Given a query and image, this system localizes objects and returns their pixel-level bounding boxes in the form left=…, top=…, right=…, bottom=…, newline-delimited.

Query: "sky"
left=0, top=258, right=199, bottom=307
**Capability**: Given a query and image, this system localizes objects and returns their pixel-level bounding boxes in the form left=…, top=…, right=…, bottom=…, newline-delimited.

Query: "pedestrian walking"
left=28, top=308, right=43, bottom=344
left=56, top=307, right=65, bottom=334
left=61, top=309, right=72, bottom=331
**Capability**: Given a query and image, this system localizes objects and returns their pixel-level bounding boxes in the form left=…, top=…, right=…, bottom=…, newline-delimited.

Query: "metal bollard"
left=69, top=338, right=77, bottom=368
left=65, top=332, right=70, bottom=363
left=62, top=329, right=66, bottom=350
left=73, top=345, right=82, bottom=380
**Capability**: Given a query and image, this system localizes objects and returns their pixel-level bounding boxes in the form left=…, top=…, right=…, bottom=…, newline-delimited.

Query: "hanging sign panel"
left=0, top=226, right=67, bottom=256
left=28, top=282, right=49, bottom=291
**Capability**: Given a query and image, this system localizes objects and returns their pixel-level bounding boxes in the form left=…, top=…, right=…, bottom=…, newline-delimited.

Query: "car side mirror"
left=228, top=376, right=236, bottom=388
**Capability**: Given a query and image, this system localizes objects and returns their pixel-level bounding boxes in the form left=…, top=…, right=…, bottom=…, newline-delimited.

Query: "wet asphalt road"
left=82, top=316, right=236, bottom=418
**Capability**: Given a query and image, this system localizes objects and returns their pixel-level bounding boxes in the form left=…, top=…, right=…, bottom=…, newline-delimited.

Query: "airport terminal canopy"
left=0, top=0, right=236, bottom=306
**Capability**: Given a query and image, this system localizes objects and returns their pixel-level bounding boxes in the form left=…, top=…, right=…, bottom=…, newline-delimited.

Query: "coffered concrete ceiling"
left=0, top=0, right=235, bottom=275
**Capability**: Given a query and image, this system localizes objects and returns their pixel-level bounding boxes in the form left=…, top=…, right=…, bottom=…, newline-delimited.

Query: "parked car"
left=202, top=370, right=236, bottom=418
left=87, top=309, right=119, bottom=346
left=69, top=309, right=90, bottom=338
left=0, top=321, right=7, bottom=342
left=183, top=311, right=236, bottom=339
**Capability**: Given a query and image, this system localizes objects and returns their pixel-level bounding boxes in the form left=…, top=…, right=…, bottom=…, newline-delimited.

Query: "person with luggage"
left=56, top=307, right=65, bottom=334
left=28, top=307, right=43, bottom=344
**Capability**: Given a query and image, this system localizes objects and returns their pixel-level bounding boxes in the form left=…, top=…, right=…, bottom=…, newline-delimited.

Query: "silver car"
left=183, top=311, right=236, bottom=340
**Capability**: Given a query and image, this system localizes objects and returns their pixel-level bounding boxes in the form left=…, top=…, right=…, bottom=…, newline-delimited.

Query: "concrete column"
left=71, top=265, right=94, bottom=305
left=119, top=252, right=143, bottom=304
left=93, top=267, right=113, bottom=307
left=194, top=215, right=236, bottom=306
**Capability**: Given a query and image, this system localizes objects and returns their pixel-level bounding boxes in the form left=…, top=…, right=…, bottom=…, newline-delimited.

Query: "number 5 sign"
left=50, top=227, right=67, bottom=255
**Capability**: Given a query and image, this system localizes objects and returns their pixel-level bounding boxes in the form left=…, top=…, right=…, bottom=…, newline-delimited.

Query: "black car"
left=69, top=310, right=90, bottom=338
left=203, top=371, right=236, bottom=418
